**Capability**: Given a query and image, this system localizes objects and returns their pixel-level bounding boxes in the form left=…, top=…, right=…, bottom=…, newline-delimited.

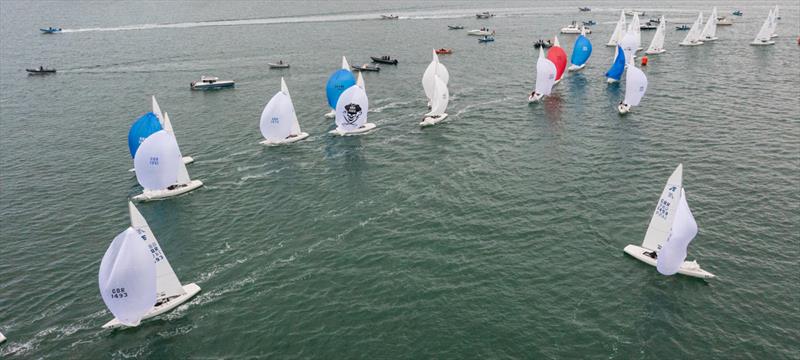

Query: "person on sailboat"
left=530, top=91, right=541, bottom=99
left=645, top=251, right=657, bottom=259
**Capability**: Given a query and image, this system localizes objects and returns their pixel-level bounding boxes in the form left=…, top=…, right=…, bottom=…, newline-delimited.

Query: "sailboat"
left=529, top=47, right=557, bottom=102
left=700, top=7, right=719, bottom=41
left=679, top=12, right=704, bottom=46
left=605, top=45, right=626, bottom=83
left=129, top=97, right=193, bottom=172
left=629, top=13, right=642, bottom=51
left=568, top=28, right=592, bottom=71
left=547, top=36, right=567, bottom=85
left=623, top=164, right=715, bottom=279
left=259, top=78, right=309, bottom=145
left=329, top=72, right=376, bottom=136
left=607, top=10, right=627, bottom=47
left=645, top=16, right=667, bottom=54
left=132, top=130, right=203, bottom=201
left=422, top=49, right=450, bottom=108
left=420, top=74, right=449, bottom=126
left=618, top=64, right=647, bottom=114
left=100, top=202, right=202, bottom=329
left=325, top=56, right=356, bottom=118
left=751, top=10, right=776, bottom=45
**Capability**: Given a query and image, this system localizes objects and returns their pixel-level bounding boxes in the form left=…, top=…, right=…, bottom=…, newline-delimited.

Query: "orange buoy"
left=641, top=55, right=649, bottom=66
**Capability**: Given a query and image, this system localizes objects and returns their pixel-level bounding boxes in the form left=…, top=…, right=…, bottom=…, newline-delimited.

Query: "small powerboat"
left=533, top=39, right=553, bottom=48
left=476, top=12, right=495, bottom=19
left=435, top=48, right=453, bottom=55
left=190, top=76, right=234, bottom=90
left=40, top=27, right=61, bottom=34
left=268, top=61, right=290, bottom=68
left=380, top=15, right=399, bottom=20
left=561, top=21, right=591, bottom=34
left=579, top=7, right=591, bottom=12
left=582, top=20, right=596, bottom=26
left=478, top=35, right=495, bottom=43
left=467, top=28, right=494, bottom=36
left=640, top=21, right=658, bottom=30
left=732, top=10, right=742, bottom=16
left=370, top=56, right=398, bottom=65
left=625, top=10, right=646, bottom=16
left=675, top=24, right=691, bottom=31
left=716, top=16, right=733, bottom=26
left=648, top=17, right=661, bottom=23
left=447, top=25, right=464, bottom=30
left=351, top=64, right=380, bottom=72
left=26, top=66, right=56, bottom=74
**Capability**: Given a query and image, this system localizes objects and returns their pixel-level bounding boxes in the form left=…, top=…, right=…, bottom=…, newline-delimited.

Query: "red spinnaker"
left=546, top=46, right=567, bottom=81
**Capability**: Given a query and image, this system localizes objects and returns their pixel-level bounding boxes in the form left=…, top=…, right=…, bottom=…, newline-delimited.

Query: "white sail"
left=681, top=12, right=704, bottom=45
left=260, top=78, right=301, bottom=143
left=656, top=188, right=698, bottom=275
left=134, top=130, right=182, bottom=191
left=629, top=13, right=642, bottom=50
left=754, top=10, right=774, bottom=42
left=159, top=112, right=191, bottom=184
left=774, top=5, right=779, bottom=20
left=98, top=227, right=157, bottom=326
left=534, top=48, right=557, bottom=95
left=769, top=7, right=778, bottom=36
left=623, top=65, right=648, bottom=106
left=129, top=202, right=187, bottom=300
left=607, top=10, right=627, bottom=46
left=642, top=164, right=683, bottom=251
left=151, top=96, right=164, bottom=124
left=356, top=71, right=365, bottom=89
left=646, top=16, right=666, bottom=53
left=426, top=75, right=449, bottom=116
left=341, top=56, right=350, bottom=70
left=700, top=7, right=718, bottom=40
left=335, top=84, right=369, bottom=132
left=619, top=31, right=638, bottom=65
left=422, top=49, right=449, bottom=101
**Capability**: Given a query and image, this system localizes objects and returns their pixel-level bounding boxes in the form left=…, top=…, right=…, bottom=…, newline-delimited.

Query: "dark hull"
left=26, top=69, right=56, bottom=74
left=370, top=57, right=398, bottom=65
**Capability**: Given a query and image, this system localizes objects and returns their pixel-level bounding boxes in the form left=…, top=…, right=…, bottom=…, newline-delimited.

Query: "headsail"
left=607, top=10, right=627, bottom=46
left=98, top=227, right=157, bottom=326
left=128, top=112, right=163, bottom=158
left=570, top=31, right=592, bottom=67
left=335, top=84, right=369, bottom=132
left=128, top=202, right=187, bottom=300
left=151, top=96, right=164, bottom=124
left=623, top=65, right=648, bottom=106
left=656, top=188, right=698, bottom=275
left=642, top=164, right=683, bottom=251
left=535, top=48, right=557, bottom=95
left=260, top=78, right=300, bottom=143
left=605, top=46, right=626, bottom=81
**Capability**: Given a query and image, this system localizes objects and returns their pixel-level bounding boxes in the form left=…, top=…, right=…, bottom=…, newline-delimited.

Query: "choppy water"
left=1, top=1, right=798, bottom=358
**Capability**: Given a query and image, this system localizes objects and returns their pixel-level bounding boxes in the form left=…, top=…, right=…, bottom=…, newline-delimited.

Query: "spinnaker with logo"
left=330, top=72, right=376, bottom=136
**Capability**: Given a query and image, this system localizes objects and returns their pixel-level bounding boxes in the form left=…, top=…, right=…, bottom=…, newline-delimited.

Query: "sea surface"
left=1, top=1, right=798, bottom=358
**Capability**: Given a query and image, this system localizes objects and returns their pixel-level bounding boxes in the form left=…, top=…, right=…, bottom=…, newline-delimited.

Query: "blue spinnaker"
left=605, top=45, right=626, bottom=81
left=325, top=69, right=356, bottom=109
left=127, top=112, right=163, bottom=158
left=571, top=35, right=593, bottom=67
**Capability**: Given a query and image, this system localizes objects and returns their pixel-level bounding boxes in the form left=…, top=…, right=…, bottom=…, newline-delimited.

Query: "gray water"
left=1, top=1, right=798, bottom=358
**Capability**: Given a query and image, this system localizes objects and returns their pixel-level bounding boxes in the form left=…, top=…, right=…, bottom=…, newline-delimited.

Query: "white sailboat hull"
left=102, top=283, right=201, bottom=329
left=420, top=113, right=448, bottom=127
left=133, top=180, right=204, bottom=201
left=750, top=40, right=775, bottom=46
left=567, top=64, right=586, bottom=71
left=329, top=122, right=377, bottom=136
left=623, top=245, right=715, bottom=279
left=618, top=104, right=632, bottom=114
left=645, top=49, right=666, bottom=55
left=324, top=109, right=336, bottom=118
left=679, top=41, right=704, bottom=46
left=528, top=93, right=544, bottom=103
left=260, top=132, right=309, bottom=146
left=130, top=156, right=193, bottom=172
left=702, top=37, right=718, bottom=41
left=607, top=78, right=619, bottom=84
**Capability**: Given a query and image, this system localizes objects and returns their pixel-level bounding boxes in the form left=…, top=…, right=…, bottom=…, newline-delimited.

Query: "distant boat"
left=546, top=36, right=567, bottom=85
left=560, top=21, right=591, bottom=34
left=422, top=49, right=450, bottom=108
left=435, top=48, right=453, bottom=54
left=476, top=12, right=495, bottom=19
left=100, top=202, right=202, bottom=329
left=190, top=76, right=234, bottom=90
left=700, top=7, right=719, bottom=41
left=528, top=47, right=557, bottom=103
left=679, top=12, right=704, bottom=46
left=568, top=28, right=592, bottom=71
left=447, top=25, right=464, bottom=30
left=645, top=16, right=667, bottom=54
left=259, top=78, right=309, bottom=145
left=370, top=56, right=398, bottom=65
left=380, top=15, right=399, bottom=20
left=579, top=7, right=591, bottom=12
left=623, top=164, right=715, bottom=279
left=607, top=10, right=627, bottom=46
left=618, top=64, right=648, bottom=114
left=732, top=10, right=742, bottom=16
left=26, top=66, right=56, bottom=74
left=329, top=72, right=376, bottom=136
left=625, top=10, right=645, bottom=16
left=640, top=21, right=658, bottom=30
left=751, top=9, right=776, bottom=46
left=533, top=39, right=553, bottom=49
left=467, top=28, right=494, bottom=36
left=478, top=35, right=495, bottom=43
left=268, top=60, right=290, bottom=68
left=582, top=20, right=596, bottom=26
left=716, top=16, right=733, bottom=26
left=131, top=130, right=203, bottom=201
left=420, top=74, right=449, bottom=127
left=605, top=45, right=626, bottom=83
left=40, top=27, right=61, bottom=34
left=352, top=63, right=380, bottom=72
left=325, top=56, right=356, bottom=118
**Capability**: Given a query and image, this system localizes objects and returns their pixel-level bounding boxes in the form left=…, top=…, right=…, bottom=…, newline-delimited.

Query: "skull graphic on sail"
left=342, top=103, right=362, bottom=124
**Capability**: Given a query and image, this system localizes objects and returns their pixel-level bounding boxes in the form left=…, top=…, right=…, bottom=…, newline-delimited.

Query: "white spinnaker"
left=152, top=96, right=164, bottom=124
left=623, top=65, right=648, bottom=106
left=646, top=16, right=666, bottom=52
left=535, top=48, right=557, bottom=95
left=700, top=7, right=718, bottom=39
left=620, top=31, right=638, bottom=64
left=260, top=78, right=299, bottom=142
left=657, top=189, right=698, bottom=275
left=134, top=130, right=181, bottom=191
left=754, top=10, right=773, bottom=42
left=335, top=84, right=369, bottom=131
left=99, top=227, right=157, bottom=326
left=422, top=49, right=449, bottom=100
left=607, top=10, right=627, bottom=46
left=129, top=202, right=186, bottom=299
left=427, top=75, right=449, bottom=116
left=642, top=164, right=683, bottom=251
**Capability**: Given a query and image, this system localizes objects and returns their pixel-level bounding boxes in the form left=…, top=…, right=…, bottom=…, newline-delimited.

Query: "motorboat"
left=716, top=16, right=733, bottom=26
left=40, top=27, right=61, bottom=34
left=370, top=56, right=398, bottom=65
left=447, top=25, right=464, bottom=30
left=190, top=76, right=234, bottom=90
left=640, top=21, right=658, bottom=30
left=579, top=7, right=591, bottom=12
left=478, top=35, right=495, bottom=43
left=380, top=15, right=399, bottom=20
left=625, top=10, right=646, bottom=16
left=533, top=39, right=553, bottom=48
left=582, top=20, right=596, bottom=26
left=476, top=12, right=495, bottom=19
left=467, top=28, right=494, bottom=36
left=560, top=21, right=591, bottom=34
left=268, top=61, right=290, bottom=68
left=733, top=10, right=742, bottom=16
left=435, top=48, right=453, bottom=54
left=647, top=17, right=661, bottom=23
left=26, top=66, right=56, bottom=74
left=351, top=64, right=380, bottom=72
left=675, top=24, right=690, bottom=31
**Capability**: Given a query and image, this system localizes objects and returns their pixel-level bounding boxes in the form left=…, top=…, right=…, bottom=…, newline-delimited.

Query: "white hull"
left=102, top=283, right=201, bottom=329
left=645, top=49, right=666, bottom=55
left=329, top=122, right=377, bottom=136
left=324, top=109, right=336, bottom=118
left=130, top=156, right=193, bottom=172
left=133, top=180, right=203, bottom=201
left=702, top=37, right=718, bottom=41
left=528, top=93, right=544, bottom=103
left=260, top=132, right=309, bottom=146
left=618, top=104, right=631, bottom=114
left=750, top=40, right=775, bottom=46
left=623, top=245, right=715, bottom=279
left=191, top=81, right=234, bottom=90
left=420, top=113, right=448, bottom=127
left=567, top=63, right=586, bottom=71
left=607, top=78, right=619, bottom=84
left=679, top=41, right=704, bottom=46
left=467, top=30, right=492, bottom=36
